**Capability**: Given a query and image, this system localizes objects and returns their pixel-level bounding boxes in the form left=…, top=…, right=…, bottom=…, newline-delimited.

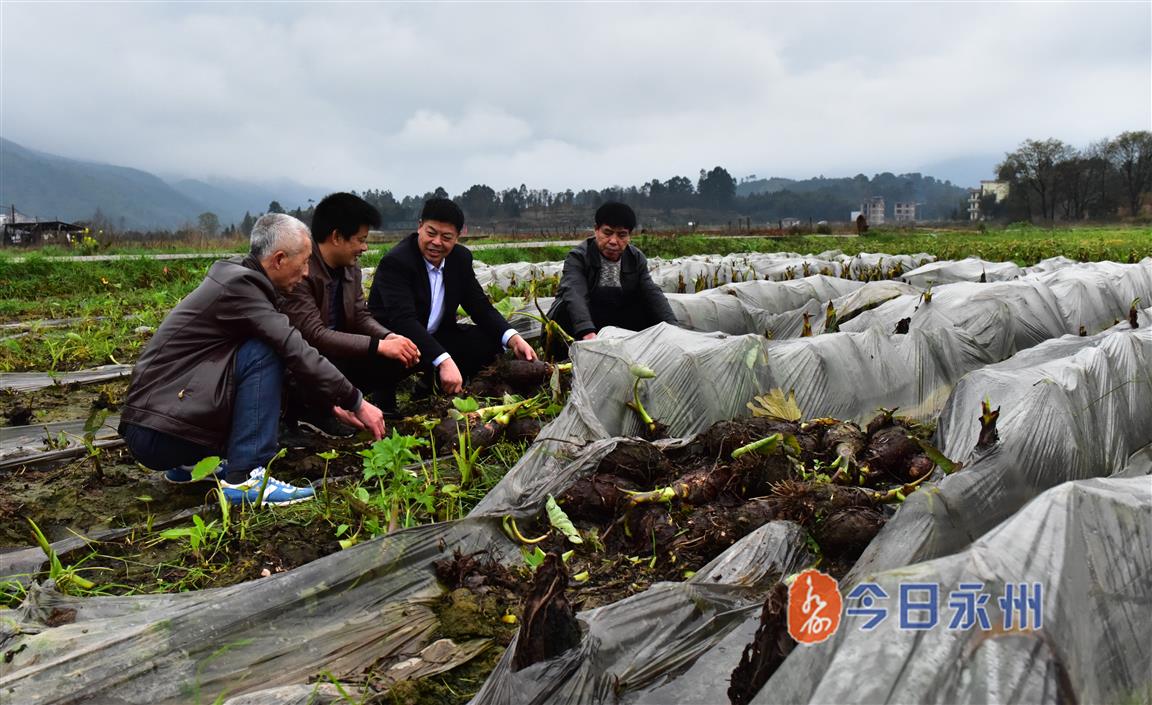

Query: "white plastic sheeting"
left=3, top=258, right=1150, bottom=705
left=756, top=476, right=1151, bottom=705
left=844, top=259, right=1152, bottom=360
left=901, top=256, right=1024, bottom=287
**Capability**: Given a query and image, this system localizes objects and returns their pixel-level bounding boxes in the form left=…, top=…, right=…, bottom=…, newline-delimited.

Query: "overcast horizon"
left=2, top=2, right=1149, bottom=196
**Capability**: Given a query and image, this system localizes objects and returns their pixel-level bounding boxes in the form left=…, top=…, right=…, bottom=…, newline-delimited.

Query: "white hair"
left=250, top=213, right=310, bottom=259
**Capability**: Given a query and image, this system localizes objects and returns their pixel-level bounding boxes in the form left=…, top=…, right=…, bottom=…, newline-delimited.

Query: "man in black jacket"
left=546, top=202, right=676, bottom=356
left=368, top=198, right=535, bottom=397
left=120, top=214, right=387, bottom=505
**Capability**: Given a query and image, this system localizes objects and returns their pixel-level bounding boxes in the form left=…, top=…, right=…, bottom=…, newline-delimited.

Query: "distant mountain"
left=736, top=177, right=800, bottom=197
left=733, top=172, right=971, bottom=221
left=914, top=154, right=1004, bottom=189
left=168, top=177, right=321, bottom=226
left=0, top=138, right=322, bottom=230
left=0, top=138, right=206, bottom=229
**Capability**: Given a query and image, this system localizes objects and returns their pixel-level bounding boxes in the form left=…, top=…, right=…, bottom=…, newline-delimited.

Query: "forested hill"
left=733, top=172, right=969, bottom=221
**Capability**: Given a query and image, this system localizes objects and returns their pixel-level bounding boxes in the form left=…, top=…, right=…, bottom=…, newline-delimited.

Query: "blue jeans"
left=122, top=339, right=282, bottom=483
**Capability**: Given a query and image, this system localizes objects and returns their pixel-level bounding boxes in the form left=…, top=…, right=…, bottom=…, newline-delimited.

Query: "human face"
left=417, top=220, right=459, bottom=267
left=594, top=224, right=631, bottom=262
left=329, top=225, right=371, bottom=267
left=266, top=245, right=311, bottom=292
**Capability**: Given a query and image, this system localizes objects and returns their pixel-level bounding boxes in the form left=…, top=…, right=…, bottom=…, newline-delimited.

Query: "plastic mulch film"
left=843, top=259, right=1152, bottom=360
left=0, top=321, right=991, bottom=704
left=755, top=476, right=1151, bottom=705
left=0, top=414, right=123, bottom=470
left=0, top=518, right=500, bottom=705
left=506, top=278, right=914, bottom=342
left=901, top=256, right=1025, bottom=287
left=847, top=324, right=1152, bottom=585
left=0, top=364, right=133, bottom=393
left=472, top=323, right=992, bottom=515
left=471, top=326, right=1152, bottom=705
left=468, top=522, right=814, bottom=705
left=366, top=250, right=936, bottom=296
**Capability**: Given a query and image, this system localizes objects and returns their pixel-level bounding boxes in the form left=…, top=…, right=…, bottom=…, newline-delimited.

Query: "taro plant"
left=358, top=429, right=432, bottom=534
left=153, top=456, right=232, bottom=562
left=26, top=518, right=98, bottom=592
left=625, top=363, right=662, bottom=438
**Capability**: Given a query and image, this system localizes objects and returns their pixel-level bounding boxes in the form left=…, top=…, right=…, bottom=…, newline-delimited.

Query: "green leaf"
left=83, top=407, right=110, bottom=435
left=452, top=396, right=481, bottom=414
left=190, top=456, right=222, bottom=481
left=915, top=438, right=958, bottom=474
left=521, top=546, right=546, bottom=569
left=629, top=363, right=656, bottom=379
left=316, top=449, right=339, bottom=461
left=545, top=494, right=583, bottom=544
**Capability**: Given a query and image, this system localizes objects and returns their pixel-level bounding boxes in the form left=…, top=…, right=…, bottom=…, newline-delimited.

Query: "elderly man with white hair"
left=120, top=213, right=387, bottom=505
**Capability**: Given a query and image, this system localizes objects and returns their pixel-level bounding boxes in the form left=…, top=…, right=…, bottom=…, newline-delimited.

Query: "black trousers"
left=291, top=324, right=505, bottom=414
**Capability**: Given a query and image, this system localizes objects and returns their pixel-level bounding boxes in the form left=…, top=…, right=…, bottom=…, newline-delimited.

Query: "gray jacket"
left=121, top=255, right=360, bottom=448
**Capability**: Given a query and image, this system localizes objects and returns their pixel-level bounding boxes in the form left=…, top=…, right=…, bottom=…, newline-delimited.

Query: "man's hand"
left=378, top=334, right=420, bottom=367
left=332, top=401, right=386, bottom=440
left=508, top=333, right=538, bottom=361
left=581, top=332, right=598, bottom=341
left=438, top=357, right=464, bottom=394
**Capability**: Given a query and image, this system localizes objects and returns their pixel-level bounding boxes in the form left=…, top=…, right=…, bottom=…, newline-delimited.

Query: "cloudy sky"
left=2, top=2, right=1149, bottom=196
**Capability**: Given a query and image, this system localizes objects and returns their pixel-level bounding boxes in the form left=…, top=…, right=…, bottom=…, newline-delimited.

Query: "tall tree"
left=1106, top=130, right=1152, bottom=217
left=240, top=211, right=255, bottom=236
left=267, top=200, right=285, bottom=214
left=697, top=166, right=737, bottom=208
left=459, top=184, right=497, bottom=220
left=197, top=212, right=221, bottom=238
left=997, top=138, right=1075, bottom=221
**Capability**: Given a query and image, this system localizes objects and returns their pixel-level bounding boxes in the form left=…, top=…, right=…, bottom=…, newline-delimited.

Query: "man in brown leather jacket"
left=119, top=213, right=387, bottom=505
left=282, top=192, right=420, bottom=432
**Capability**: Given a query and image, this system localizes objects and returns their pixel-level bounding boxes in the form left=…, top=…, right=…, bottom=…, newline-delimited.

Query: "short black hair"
left=595, top=202, right=637, bottom=231
left=311, top=192, right=381, bottom=244
left=420, top=197, right=465, bottom=233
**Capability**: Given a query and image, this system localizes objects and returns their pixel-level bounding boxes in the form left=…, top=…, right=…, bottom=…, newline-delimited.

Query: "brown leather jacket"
left=120, top=254, right=360, bottom=448
left=280, top=242, right=393, bottom=359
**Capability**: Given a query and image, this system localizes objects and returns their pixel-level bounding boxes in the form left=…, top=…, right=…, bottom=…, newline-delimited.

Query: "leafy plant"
left=27, top=518, right=97, bottom=591
left=359, top=430, right=431, bottom=533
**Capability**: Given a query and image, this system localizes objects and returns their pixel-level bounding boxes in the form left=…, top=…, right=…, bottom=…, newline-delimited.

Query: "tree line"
left=991, top=131, right=1152, bottom=222
left=234, top=167, right=973, bottom=236
left=86, top=129, right=1152, bottom=242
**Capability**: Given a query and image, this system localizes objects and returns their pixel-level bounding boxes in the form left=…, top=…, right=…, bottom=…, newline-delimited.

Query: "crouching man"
left=281, top=192, right=421, bottom=431
left=546, top=202, right=676, bottom=357
left=119, top=213, right=387, bottom=505
left=367, top=197, right=536, bottom=400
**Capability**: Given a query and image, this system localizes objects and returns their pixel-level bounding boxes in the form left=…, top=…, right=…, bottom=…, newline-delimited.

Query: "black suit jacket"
left=368, top=233, right=512, bottom=362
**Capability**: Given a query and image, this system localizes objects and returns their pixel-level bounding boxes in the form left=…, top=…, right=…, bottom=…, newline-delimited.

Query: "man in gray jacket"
left=119, top=214, right=387, bottom=505
left=546, top=202, right=676, bottom=357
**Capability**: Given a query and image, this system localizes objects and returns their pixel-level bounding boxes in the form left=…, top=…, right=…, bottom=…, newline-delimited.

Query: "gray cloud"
left=3, top=2, right=1148, bottom=194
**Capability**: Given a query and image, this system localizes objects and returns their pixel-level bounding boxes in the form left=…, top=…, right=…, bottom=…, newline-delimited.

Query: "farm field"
left=1, top=229, right=1150, bottom=705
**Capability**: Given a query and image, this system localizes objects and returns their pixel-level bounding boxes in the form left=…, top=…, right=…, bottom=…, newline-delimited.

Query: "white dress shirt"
left=424, top=258, right=518, bottom=367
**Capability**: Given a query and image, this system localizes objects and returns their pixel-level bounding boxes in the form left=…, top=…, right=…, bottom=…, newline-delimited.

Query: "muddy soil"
left=2, top=380, right=128, bottom=426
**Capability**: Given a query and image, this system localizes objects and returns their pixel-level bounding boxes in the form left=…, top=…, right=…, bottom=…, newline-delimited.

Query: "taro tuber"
left=511, top=552, right=581, bottom=671
left=728, top=582, right=794, bottom=705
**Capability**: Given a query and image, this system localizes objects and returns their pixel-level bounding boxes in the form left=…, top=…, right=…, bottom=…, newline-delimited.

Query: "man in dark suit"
left=368, top=197, right=536, bottom=398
